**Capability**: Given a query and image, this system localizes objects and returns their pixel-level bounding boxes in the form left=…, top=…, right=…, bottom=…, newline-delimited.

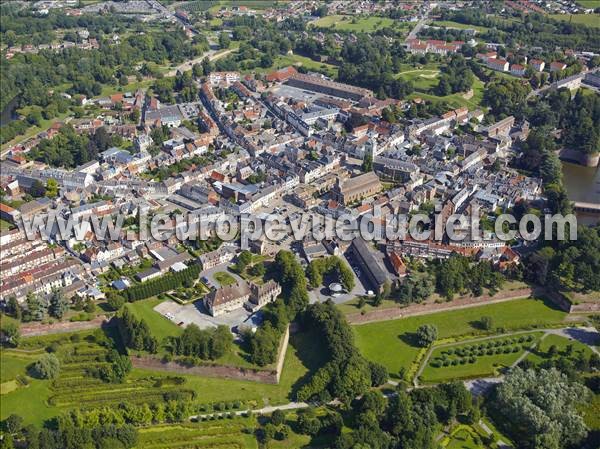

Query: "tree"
left=362, top=153, right=373, bottom=172
left=491, top=368, right=589, bottom=449
left=0, top=320, right=20, bottom=347
left=6, top=296, right=21, bottom=320
left=31, top=353, right=60, bottom=379
left=107, top=294, right=126, bottom=311
left=45, top=178, right=59, bottom=198
left=271, top=409, right=286, bottom=426
left=4, top=414, right=23, bottom=434
left=48, top=288, right=68, bottom=319
left=416, top=324, right=437, bottom=347
left=479, top=316, right=493, bottom=331
left=24, top=292, right=46, bottom=321
left=218, top=32, right=231, bottom=49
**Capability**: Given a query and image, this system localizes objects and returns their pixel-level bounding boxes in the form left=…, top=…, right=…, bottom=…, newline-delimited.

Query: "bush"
left=31, top=353, right=60, bottom=379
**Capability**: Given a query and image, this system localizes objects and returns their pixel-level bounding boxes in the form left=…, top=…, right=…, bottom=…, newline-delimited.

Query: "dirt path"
left=348, top=288, right=533, bottom=325
left=19, top=315, right=111, bottom=337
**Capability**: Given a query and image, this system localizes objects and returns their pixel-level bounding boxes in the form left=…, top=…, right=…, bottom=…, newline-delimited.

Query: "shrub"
left=31, top=353, right=60, bottom=379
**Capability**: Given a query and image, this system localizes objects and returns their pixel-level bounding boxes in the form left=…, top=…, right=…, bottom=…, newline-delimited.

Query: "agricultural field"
left=353, top=298, right=568, bottom=379
left=310, top=15, right=406, bottom=33
left=549, top=13, right=600, bottom=27
left=420, top=332, right=542, bottom=384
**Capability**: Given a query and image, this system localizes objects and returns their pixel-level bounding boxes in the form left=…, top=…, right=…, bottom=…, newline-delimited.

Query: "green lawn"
left=577, top=0, right=600, bottom=7
left=251, top=53, right=338, bottom=78
left=125, top=298, right=183, bottom=341
left=131, top=330, right=326, bottom=407
left=525, top=333, right=596, bottom=365
left=213, top=271, right=237, bottom=287
left=310, top=15, right=400, bottom=32
left=396, top=68, right=441, bottom=91
left=445, top=428, right=485, bottom=449
left=407, top=77, right=485, bottom=110
left=136, top=419, right=259, bottom=449
left=420, top=332, right=543, bottom=384
left=0, top=219, right=14, bottom=230
left=353, top=298, right=568, bottom=379
left=432, top=20, right=490, bottom=33
left=549, top=13, right=600, bottom=27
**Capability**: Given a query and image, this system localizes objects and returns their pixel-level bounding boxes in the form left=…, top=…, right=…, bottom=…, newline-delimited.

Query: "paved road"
left=405, top=5, right=432, bottom=41
left=190, top=401, right=309, bottom=421
left=164, top=47, right=236, bottom=78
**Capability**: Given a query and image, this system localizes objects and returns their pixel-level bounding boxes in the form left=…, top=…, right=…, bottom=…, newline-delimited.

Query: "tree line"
left=122, top=264, right=201, bottom=303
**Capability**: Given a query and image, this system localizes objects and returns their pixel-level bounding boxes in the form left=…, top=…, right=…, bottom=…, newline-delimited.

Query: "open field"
left=136, top=419, right=258, bottom=449
left=549, top=13, right=600, bottom=27
left=214, top=271, right=237, bottom=287
left=577, top=0, right=600, bottom=7
left=408, top=77, right=486, bottom=110
left=396, top=68, right=441, bottom=91
left=130, top=330, right=326, bottom=406
left=353, top=298, right=568, bottom=379
left=420, top=332, right=542, bottom=384
left=252, top=53, right=339, bottom=78
left=125, top=298, right=184, bottom=341
left=310, top=15, right=404, bottom=32
left=525, top=333, right=596, bottom=365
left=1, top=328, right=325, bottom=427
left=432, top=20, right=490, bottom=33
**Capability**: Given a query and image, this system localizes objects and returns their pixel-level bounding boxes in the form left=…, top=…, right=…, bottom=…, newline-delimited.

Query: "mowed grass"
left=407, top=77, right=485, bottom=110
left=525, top=333, right=597, bottom=365
left=252, top=53, right=339, bottom=78
left=549, top=13, right=600, bottom=27
left=136, top=419, right=259, bottom=449
left=420, top=332, right=543, bottom=384
left=310, top=15, right=399, bottom=32
left=213, top=271, right=237, bottom=287
left=353, top=298, right=567, bottom=378
left=130, top=330, right=327, bottom=407
left=446, top=428, right=486, bottom=449
left=577, top=0, right=600, bottom=7
left=125, top=298, right=183, bottom=341
left=396, top=69, right=441, bottom=91
left=432, top=20, right=490, bottom=33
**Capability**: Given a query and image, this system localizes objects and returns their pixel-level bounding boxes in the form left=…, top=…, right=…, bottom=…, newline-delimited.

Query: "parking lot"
left=154, top=299, right=260, bottom=331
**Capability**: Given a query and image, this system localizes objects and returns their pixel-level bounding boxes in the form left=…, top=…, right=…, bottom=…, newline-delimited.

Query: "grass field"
left=252, top=53, right=339, bottom=78
left=214, top=271, right=237, bottom=287
left=396, top=68, right=441, bottom=91
left=2, top=327, right=325, bottom=427
left=432, top=20, right=490, bottom=33
left=310, top=15, right=402, bottom=32
left=525, top=333, right=596, bottom=365
left=549, top=13, right=600, bottom=27
left=125, top=298, right=183, bottom=341
left=407, top=77, right=486, bottom=110
left=353, top=298, right=568, bottom=379
left=577, top=0, right=600, bottom=7
left=420, top=332, right=542, bottom=384
left=131, top=329, right=327, bottom=407
left=136, top=419, right=258, bottom=449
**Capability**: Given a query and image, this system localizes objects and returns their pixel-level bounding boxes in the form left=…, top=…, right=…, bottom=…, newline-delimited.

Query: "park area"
left=309, top=15, right=409, bottom=33
left=549, top=13, right=600, bottom=28
left=420, top=332, right=542, bottom=384
left=0, top=325, right=327, bottom=428
left=353, top=298, right=569, bottom=379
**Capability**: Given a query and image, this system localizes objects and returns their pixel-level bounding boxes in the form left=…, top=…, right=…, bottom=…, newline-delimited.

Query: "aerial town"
left=0, top=1, right=599, bottom=449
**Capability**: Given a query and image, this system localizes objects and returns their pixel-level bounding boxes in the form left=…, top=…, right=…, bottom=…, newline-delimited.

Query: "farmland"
left=353, top=298, right=568, bottom=379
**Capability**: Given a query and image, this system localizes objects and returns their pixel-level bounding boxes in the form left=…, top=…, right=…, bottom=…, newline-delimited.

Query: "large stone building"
left=286, top=73, right=373, bottom=101
left=332, top=172, right=382, bottom=205
left=350, top=238, right=389, bottom=294
left=204, top=279, right=282, bottom=317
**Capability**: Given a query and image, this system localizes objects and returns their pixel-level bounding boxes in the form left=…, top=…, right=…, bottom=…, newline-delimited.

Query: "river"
left=0, top=96, right=19, bottom=126
left=562, top=161, right=600, bottom=225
